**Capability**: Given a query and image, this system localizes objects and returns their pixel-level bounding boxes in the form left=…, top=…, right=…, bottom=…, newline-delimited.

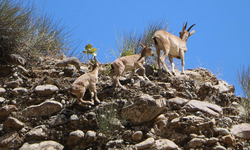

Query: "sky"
left=24, top=0, right=250, bottom=96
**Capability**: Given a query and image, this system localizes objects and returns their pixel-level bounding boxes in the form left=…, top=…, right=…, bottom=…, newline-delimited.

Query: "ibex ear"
left=189, top=30, right=196, bottom=36
left=140, top=42, right=145, bottom=48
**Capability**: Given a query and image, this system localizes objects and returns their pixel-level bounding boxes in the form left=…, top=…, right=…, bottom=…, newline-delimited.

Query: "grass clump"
left=236, top=64, right=250, bottom=122
left=110, top=18, right=169, bottom=58
left=0, top=0, right=73, bottom=65
left=95, top=103, right=126, bottom=139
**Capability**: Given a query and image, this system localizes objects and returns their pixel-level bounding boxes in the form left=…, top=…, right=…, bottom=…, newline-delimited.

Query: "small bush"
left=0, top=0, right=73, bottom=65
left=96, top=103, right=126, bottom=138
left=236, top=64, right=250, bottom=122
left=110, top=18, right=169, bottom=58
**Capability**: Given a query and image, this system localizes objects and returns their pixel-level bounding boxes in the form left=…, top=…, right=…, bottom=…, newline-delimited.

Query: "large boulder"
left=19, top=140, right=64, bottom=150
left=121, top=94, right=166, bottom=125
left=231, top=123, right=250, bottom=140
left=0, top=105, right=18, bottom=122
left=22, top=100, right=63, bottom=117
left=182, top=100, right=223, bottom=117
left=34, top=84, right=59, bottom=96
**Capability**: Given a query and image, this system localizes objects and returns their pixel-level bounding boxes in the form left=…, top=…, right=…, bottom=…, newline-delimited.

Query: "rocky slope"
left=0, top=55, right=250, bottom=150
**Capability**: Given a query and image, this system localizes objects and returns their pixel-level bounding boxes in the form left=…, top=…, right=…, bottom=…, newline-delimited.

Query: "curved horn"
left=187, top=24, right=196, bottom=32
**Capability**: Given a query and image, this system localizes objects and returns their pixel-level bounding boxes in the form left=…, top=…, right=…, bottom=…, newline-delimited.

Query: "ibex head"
left=92, top=56, right=104, bottom=72
left=140, top=42, right=154, bottom=57
left=179, top=22, right=196, bottom=42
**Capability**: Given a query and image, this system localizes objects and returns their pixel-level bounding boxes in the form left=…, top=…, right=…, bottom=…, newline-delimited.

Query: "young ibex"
left=71, top=57, right=104, bottom=107
left=152, top=22, right=196, bottom=75
left=110, top=43, right=154, bottom=90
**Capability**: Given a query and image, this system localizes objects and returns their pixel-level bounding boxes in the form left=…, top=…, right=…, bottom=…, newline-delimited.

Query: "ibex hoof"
left=77, top=102, right=92, bottom=108
left=95, top=100, right=102, bottom=105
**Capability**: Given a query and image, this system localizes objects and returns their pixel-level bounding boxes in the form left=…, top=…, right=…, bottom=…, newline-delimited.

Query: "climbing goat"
left=152, top=22, right=195, bottom=75
left=71, top=57, right=104, bottom=107
left=111, top=43, right=154, bottom=89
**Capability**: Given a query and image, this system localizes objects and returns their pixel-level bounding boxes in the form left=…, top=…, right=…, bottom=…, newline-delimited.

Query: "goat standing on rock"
left=110, top=43, right=154, bottom=90
left=152, top=22, right=196, bottom=75
left=71, top=57, right=104, bottom=107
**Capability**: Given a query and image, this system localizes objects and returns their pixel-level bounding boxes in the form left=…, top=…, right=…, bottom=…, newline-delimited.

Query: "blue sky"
left=25, top=0, right=250, bottom=96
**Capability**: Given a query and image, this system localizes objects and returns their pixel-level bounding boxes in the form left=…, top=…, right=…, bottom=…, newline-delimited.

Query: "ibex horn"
left=187, top=24, right=196, bottom=32
left=183, top=22, right=188, bottom=31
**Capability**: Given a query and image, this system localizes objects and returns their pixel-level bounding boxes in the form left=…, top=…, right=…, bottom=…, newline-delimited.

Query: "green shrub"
left=109, top=18, right=169, bottom=58
left=236, top=64, right=250, bottom=122
left=96, top=104, right=120, bottom=138
left=0, top=0, right=73, bottom=65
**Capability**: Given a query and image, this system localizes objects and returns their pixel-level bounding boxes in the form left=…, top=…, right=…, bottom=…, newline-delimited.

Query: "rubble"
left=0, top=56, right=249, bottom=149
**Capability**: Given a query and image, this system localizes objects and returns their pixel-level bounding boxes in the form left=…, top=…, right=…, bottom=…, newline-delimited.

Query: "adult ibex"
left=110, top=43, right=154, bottom=90
left=152, top=22, right=196, bottom=75
left=71, top=56, right=104, bottom=107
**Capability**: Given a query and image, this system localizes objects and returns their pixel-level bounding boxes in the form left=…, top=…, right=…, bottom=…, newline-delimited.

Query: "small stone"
left=0, top=97, right=5, bottom=103
left=6, top=80, right=20, bottom=88
left=67, top=130, right=85, bottom=146
left=11, top=87, right=28, bottom=95
left=86, top=130, right=97, bottom=143
left=19, top=140, right=64, bottom=150
left=0, top=131, right=19, bottom=148
left=206, top=137, right=219, bottom=145
left=187, top=138, right=206, bottom=148
left=155, top=139, right=180, bottom=150
left=132, top=131, right=143, bottom=142
left=49, top=114, right=67, bottom=127
left=0, top=88, right=6, bottom=96
left=0, top=105, right=18, bottom=122
left=22, top=100, right=63, bottom=117
left=34, top=84, right=59, bottom=96
left=231, top=123, right=250, bottom=140
left=221, top=134, right=235, bottom=146
left=3, top=117, right=25, bottom=130
left=213, top=145, right=226, bottom=150
left=25, top=125, right=47, bottom=140
left=135, top=137, right=155, bottom=150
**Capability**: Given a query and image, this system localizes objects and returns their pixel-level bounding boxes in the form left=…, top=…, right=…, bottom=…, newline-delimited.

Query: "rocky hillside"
left=0, top=55, right=250, bottom=150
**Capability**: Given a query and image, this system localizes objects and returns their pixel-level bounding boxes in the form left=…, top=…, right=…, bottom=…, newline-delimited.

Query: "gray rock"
left=183, top=100, right=223, bottom=117
left=49, top=114, right=68, bottom=127
left=132, top=131, right=143, bottom=142
left=0, top=105, right=18, bottom=122
left=67, top=130, right=85, bottom=146
left=213, top=127, right=230, bottom=136
left=0, top=97, right=5, bottom=103
left=231, top=123, right=250, bottom=140
left=19, top=140, right=64, bottom=150
left=25, top=125, right=47, bottom=140
left=6, top=79, right=21, bottom=88
left=213, top=79, right=235, bottom=93
left=135, top=137, right=155, bottom=149
left=187, top=138, right=206, bottom=148
left=155, top=139, right=180, bottom=150
left=5, top=54, right=26, bottom=66
left=0, top=131, right=19, bottom=148
left=11, top=87, right=28, bottom=95
left=3, top=117, right=25, bottom=130
left=213, top=145, right=226, bottom=150
left=56, top=57, right=81, bottom=70
left=22, top=100, right=63, bottom=117
left=0, top=88, right=6, bottom=96
left=121, top=94, right=166, bottom=125
left=168, top=97, right=189, bottom=106
left=34, top=84, right=59, bottom=96
left=86, top=130, right=97, bottom=143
